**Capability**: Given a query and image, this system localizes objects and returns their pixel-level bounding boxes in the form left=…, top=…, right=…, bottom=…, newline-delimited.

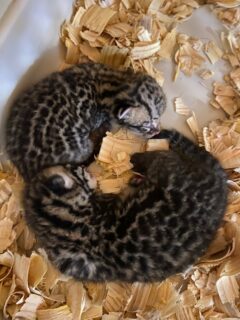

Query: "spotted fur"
left=24, top=130, right=228, bottom=282
left=5, top=63, right=166, bottom=181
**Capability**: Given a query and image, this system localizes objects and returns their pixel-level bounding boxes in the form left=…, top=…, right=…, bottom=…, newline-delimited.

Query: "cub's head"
left=25, top=165, right=96, bottom=207
left=114, top=72, right=166, bottom=137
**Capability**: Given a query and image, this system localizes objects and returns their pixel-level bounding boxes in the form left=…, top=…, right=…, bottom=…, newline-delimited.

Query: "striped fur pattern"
left=24, top=130, right=228, bottom=282
left=5, top=63, right=166, bottom=181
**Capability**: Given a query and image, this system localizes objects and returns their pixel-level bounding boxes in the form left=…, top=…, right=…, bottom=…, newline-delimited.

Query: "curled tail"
left=154, top=129, right=217, bottom=165
left=155, top=129, right=201, bottom=154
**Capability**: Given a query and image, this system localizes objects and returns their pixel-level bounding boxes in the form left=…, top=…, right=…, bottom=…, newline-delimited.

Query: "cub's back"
left=5, top=64, right=99, bottom=179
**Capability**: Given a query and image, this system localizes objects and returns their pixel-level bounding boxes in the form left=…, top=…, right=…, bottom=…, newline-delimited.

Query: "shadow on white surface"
left=159, top=6, right=227, bottom=138
left=0, top=45, right=64, bottom=158
left=0, top=0, right=73, bottom=152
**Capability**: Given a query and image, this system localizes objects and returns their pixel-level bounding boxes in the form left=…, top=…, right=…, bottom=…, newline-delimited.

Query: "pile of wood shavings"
left=88, top=128, right=169, bottom=194
left=60, top=0, right=239, bottom=85
left=60, top=0, right=201, bottom=85
left=2, top=0, right=240, bottom=319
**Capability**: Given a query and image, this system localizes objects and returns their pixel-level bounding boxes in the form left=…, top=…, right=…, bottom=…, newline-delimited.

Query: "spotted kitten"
left=5, top=62, right=166, bottom=181
left=24, top=130, right=227, bottom=282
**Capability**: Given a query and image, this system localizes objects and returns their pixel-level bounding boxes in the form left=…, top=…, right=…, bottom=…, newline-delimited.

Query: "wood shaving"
left=60, top=0, right=170, bottom=83
left=37, top=305, right=73, bottom=320
left=158, top=28, right=177, bottom=60
left=146, top=139, right=169, bottom=151
left=210, top=99, right=221, bottom=109
left=0, top=218, right=16, bottom=253
left=60, top=1, right=201, bottom=85
left=213, top=82, right=236, bottom=96
left=199, top=69, right=214, bottom=79
left=78, top=42, right=101, bottom=62
left=214, top=7, right=240, bottom=27
left=174, top=97, right=191, bottom=116
left=225, top=53, right=240, bottom=67
left=159, top=0, right=199, bottom=21
left=97, top=129, right=146, bottom=164
left=100, top=46, right=129, bottom=68
left=98, top=175, right=132, bottom=194
left=186, top=111, right=201, bottom=140
left=202, top=118, right=240, bottom=168
left=208, top=0, right=240, bottom=8
left=204, top=40, right=223, bottom=64
left=131, top=41, right=161, bottom=60
left=79, top=5, right=117, bottom=35
left=230, top=67, right=240, bottom=90
left=105, top=22, right=132, bottom=38
left=88, top=128, right=169, bottom=193
left=0, top=179, right=12, bottom=205
left=211, top=81, right=239, bottom=115
left=137, top=27, right=152, bottom=42
left=15, top=294, right=45, bottom=320
left=64, top=39, right=80, bottom=64
left=216, top=276, right=239, bottom=307
left=220, top=31, right=240, bottom=66
left=140, top=59, right=165, bottom=86
left=175, top=35, right=206, bottom=78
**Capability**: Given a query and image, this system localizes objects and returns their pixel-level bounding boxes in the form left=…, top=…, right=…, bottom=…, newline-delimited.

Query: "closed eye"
left=155, top=97, right=162, bottom=104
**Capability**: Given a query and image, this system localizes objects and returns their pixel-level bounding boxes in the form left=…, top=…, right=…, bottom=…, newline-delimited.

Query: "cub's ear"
left=117, top=107, right=133, bottom=120
left=44, top=174, right=67, bottom=195
left=42, top=166, right=74, bottom=195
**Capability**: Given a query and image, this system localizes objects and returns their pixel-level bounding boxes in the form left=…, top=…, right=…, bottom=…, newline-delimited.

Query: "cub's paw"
left=128, top=175, right=145, bottom=187
left=130, top=152, right=150, bottom=173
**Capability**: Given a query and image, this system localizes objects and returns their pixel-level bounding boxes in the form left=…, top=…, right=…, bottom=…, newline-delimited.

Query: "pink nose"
left=149, top=127, right=160, bottom=136
left=148, top=128, right=160, bottom=138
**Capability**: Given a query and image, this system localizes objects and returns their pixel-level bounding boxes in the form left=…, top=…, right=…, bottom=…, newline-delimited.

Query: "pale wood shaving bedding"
left=174, top=97, right=191, bottom=116
left=60, top=0, right=200, bottom=83
left=2, top=0, right=240, bottom=319
left=87, top=128, right=169, bottom=193
left=210, top=72, right=240, bottom=116
left=186, top=112, right=202, bottom=143
left=199, top=69, right=214, bottom=79
left=175, top=34, right=206, bottom=79
left=208, top=0, right=240, bottom=28
left=204, top=41, right=223, bottom=64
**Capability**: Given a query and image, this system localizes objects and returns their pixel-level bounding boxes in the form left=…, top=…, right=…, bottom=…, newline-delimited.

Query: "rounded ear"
left=44, top=174, right=67, bottom=195
left=41, top=166, right=74, bottom=195
left=117, top=107, right=133, bottom=120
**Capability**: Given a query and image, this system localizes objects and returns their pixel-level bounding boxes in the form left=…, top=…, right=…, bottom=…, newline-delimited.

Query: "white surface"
left=0, top=0, right=73, bottom=152
left=160, top=6, right=228, bottom=137
left=0, top=0, right=12, bottom=20
left=0, top=3, right=229, bottom=153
